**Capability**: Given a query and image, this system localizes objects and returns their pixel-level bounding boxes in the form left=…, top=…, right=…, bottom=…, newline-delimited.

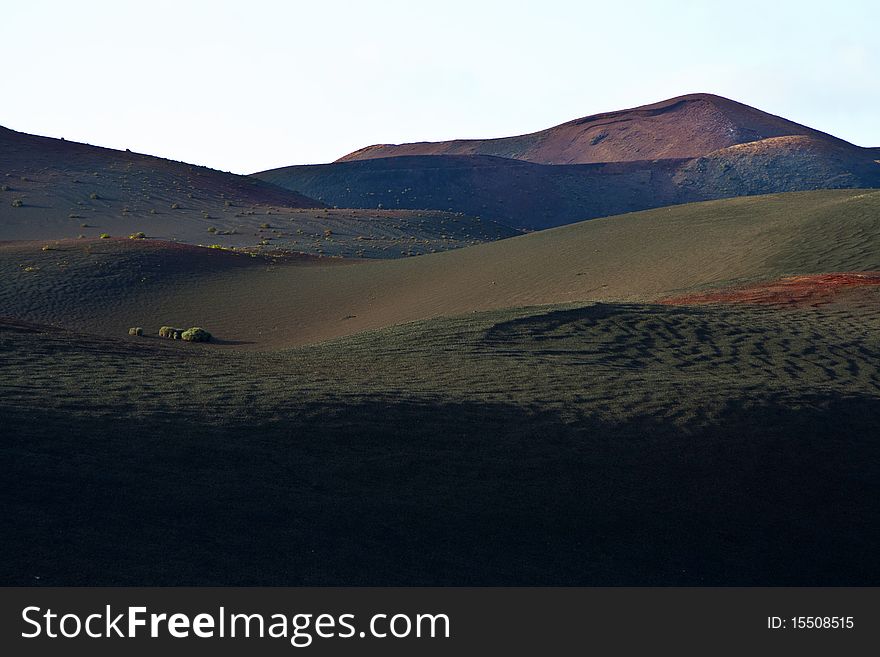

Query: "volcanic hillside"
left=0, top=126, right=517, bottom=257
left=3, top=189, right=879, bottom=348
left=256, top=94, right=880, bottom=229
left=4, top=188, right=880, bottom=586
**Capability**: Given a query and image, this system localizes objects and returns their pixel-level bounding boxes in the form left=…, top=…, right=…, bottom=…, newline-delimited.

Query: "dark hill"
left=255, top=137, right=880, bottom=230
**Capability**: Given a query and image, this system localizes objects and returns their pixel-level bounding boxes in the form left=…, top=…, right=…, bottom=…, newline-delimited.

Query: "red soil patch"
left=662, top=273, right=880, bottom=307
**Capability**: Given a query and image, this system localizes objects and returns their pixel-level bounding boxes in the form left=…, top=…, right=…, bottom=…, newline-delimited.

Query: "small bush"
left=260, top=222, right=271, bottom=229
left=159, top=326, right=185, bottom=339
left=181, top=327, right=211, bottom=342
left=207, top=226, right=217, bottom=233
left=171, top=203, right=180, bottom=209
left=1, top=184, right=10, bottom=191
left=99, top=233, right=111, bottom=239
left=128, top=327, right=143, bottom=336
left=11, top=199, right=24, bottom=207
left=129, top=232, right=146, bottom=239
left=89, top=193, right=100, bottom=200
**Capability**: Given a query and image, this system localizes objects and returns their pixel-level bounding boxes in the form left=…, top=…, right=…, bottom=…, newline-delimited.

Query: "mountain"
left=0, top=126, right=517, bottom=256
left=335, top=93, right=854, bottom=164
left=255, top=94, right=880, bottom=230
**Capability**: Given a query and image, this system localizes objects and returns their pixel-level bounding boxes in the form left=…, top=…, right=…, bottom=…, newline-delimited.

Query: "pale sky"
left=3, top=0, right=878, bottom=174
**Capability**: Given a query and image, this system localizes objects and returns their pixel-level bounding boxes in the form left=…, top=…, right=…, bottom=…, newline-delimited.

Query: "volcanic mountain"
left=255, top=94, right=880, bottom=229
left=335, top=93, right=856, bottom=164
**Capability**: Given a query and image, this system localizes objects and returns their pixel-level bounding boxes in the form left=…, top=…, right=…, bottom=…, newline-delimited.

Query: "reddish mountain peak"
left=336, top=93, right=851, bottom=165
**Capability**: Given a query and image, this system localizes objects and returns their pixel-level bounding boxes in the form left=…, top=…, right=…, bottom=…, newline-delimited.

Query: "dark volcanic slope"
left=255, top=141, right=880, bottom=230
left=0, top=126, right=517, bottom=257
left=255, top=154, right=689, bottom=229
left=336, top=93, right=856, bottom=165
left=1, top=125, right=321, bottom=209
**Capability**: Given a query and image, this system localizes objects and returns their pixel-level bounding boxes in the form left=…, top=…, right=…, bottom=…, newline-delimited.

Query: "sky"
left=3, top=0, right=878, bottom=174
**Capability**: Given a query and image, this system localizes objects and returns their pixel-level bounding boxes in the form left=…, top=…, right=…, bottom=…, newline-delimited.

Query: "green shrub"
left=128, top=327, right=143, bottom=336
left=99, top=233, right=111, bottom=239
left=159, top=326, right=185, bottom=339
left=181, top=327, right=211, bottom=342
left=129, top=232, right=146, bottom=239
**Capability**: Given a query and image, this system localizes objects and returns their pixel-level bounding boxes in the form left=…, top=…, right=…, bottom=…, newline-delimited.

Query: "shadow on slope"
left=1, top=393, right=877, bottom=586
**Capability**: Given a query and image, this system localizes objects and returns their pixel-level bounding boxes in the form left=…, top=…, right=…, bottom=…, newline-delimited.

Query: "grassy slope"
left=2, top=189, right=879, bottom=346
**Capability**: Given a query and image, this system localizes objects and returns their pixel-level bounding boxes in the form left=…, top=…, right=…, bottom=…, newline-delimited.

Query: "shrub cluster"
left=158, top=326, right=212, bottom=342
